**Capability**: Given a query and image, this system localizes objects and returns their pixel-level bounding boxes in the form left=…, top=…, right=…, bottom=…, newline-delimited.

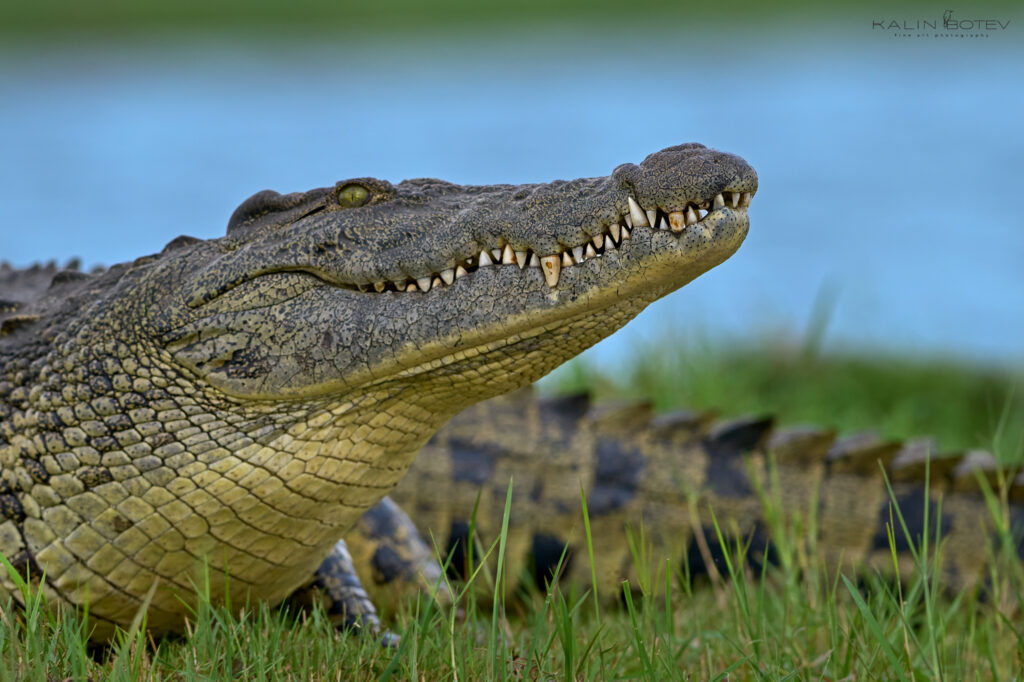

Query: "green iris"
left=337, top=183, right=370, bottom=207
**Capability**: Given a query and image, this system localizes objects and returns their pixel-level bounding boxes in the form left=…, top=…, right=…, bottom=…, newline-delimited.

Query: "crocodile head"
left=155, top=143, right=756, bottom=417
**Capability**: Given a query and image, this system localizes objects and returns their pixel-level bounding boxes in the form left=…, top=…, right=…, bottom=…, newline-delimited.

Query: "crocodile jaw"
left=162, top=144, right=756, bottom=411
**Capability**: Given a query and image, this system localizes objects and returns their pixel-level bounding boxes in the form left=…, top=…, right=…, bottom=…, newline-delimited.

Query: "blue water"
left=1, top=28, right=1022, bottom=368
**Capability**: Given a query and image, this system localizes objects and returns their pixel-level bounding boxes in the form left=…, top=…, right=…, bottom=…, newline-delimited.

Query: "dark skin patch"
left=371, top=545, right=406, bottom=585
left=589, top=439, right=645, bottom=515
left=149, top=433, right=175, bottom=448
left=359, top=498, right=404, bottom=538
left=449, top=438, right=497, bottom=485
left=539, top=393, right=592, bottom=423
left=0, top=494, right=25, bottom=522
left=7, top=550, right=41, bottom=584
left=76, top=467, right=114, bottom=489
left=702, top=455, right=751, bottom=498
left=701, top=418, right=773, bottom=498
left=684, top=523, right=776, bottom=580
left=1007, top=506, right=1024, bottom=561
left=530, top=533, right=574, bottom=590
left=21, top=458, right=48, bottom=484
left=871, top=489, right=952, bottom=553
left=443, top=521, right=479, bottom=581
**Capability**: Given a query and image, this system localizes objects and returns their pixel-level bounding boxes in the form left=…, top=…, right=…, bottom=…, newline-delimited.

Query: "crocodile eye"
left=337, top=183, right=370, bottom=207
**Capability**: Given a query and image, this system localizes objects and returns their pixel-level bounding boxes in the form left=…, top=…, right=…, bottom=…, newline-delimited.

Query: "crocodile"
left=0, top=143, right=757, bottom=639
left=350, top=389, right=1023, bottom=609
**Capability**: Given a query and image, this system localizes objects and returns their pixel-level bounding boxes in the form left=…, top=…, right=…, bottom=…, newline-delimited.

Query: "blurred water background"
left=1, top=3, right=1022, bottom=371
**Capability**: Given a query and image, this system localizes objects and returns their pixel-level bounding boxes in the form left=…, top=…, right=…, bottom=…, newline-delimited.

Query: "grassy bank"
left=3, top=478, right=1023, bottom=679
left=2, top=346, right=1022, bottom=679
left=550, top=338, right=1024, bottom=457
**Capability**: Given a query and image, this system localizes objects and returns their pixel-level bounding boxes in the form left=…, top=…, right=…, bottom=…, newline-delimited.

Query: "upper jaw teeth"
left=362, top=189, right=752, bottom=293
left=627, top=196, right=648, bottom=228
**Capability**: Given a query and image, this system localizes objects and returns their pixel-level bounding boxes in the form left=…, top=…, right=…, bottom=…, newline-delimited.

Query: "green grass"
left=3, top=468, right=1022, bottom=679
left=2, top=0, right=1019, bottom=37
left=550, top=336, right=1024, bottom=456
left=2, top=344, right=1023, bottom=679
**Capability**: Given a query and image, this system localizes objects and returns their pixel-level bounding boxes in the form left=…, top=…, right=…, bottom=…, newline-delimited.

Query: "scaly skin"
left=357, top=389, right=1023, bottom=606
left=0, top=144, right=756, bottom=638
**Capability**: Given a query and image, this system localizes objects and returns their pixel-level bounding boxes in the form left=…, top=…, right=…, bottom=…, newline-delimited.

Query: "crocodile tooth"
left=440, top=268, right=455, bottom=285
left=623, top=212, right=633, bottom=228
left=572, top=245, right=584, bottom=263
left=713, top=193, right=725, bottom=210
left=585, top=243, right=597, bottom=258
left=500, top=245, right=515, bottom=265
left=540, top=254, right=561, bottom=287
left=405, top=282, right=417, bottom=292
left=373, top=281, right=386, bottom=292
left=479, top=250, right=494, bottom=267
left=646, top=209, right=657, bottom=228
left=605, top=235, right=617, bottom=250
left=356, top=283, right=369, bottom=292
left=490, top=248, right=502, bottom=261
left=621, top=226, right=631, bottom=239
left=741, top=192, right=752, bottom=207
left=592, top=234, right=604, bottom=249
left=608, top=223, right=621, bottom=243
left=627, top=197, right=649, bottom=227
left=432, top=276, right=442, bottom=289
left=658, top=215, right=669, bottom=231
left=699, top=208, right=708, bottom=219
left=562, top=251, right=573, bottom=267
left=668, top=211, right=685, bottom=232
left=528, top=253, right=541, bottom=267
left=455, top=264, right=469, bottom=279
left=515, top=250, right=528, bottom=269
left=685, top=206, right=698, bottom=225
left=417, top=276, right=432, bottom=292
left=392, top=279, right=407, bottom=290
left=730, top=192, right=740, bottom=208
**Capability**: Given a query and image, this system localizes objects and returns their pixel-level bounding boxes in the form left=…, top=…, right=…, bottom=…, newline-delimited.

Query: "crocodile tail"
left=379, top=393, right=1022, bottom=603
